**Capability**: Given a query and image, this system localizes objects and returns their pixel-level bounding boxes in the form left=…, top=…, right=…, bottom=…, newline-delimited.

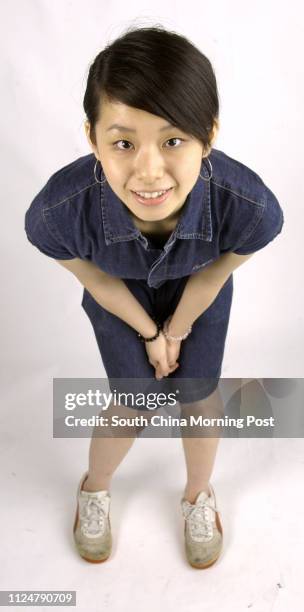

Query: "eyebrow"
left=106, top=122, right=174, bottom=133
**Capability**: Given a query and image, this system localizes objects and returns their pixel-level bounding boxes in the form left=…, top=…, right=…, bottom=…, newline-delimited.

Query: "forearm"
left=56, top=258, right=157, bottom=338
left=88, top=273, right=157, bottom=337
left=167, top=251, right=253, bottom=336
left=168, top=266, right=230, bottom=337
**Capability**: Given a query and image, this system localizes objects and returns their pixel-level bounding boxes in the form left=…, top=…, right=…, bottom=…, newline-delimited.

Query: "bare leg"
left=82, top=402, right=140, bottom=492
left=180, top=387, right=223, bottom=503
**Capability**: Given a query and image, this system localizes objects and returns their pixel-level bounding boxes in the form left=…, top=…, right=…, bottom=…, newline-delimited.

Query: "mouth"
left=130, top=187, right=174, bottom=206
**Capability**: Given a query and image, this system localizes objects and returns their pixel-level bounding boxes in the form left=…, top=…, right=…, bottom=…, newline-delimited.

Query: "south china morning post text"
left=64, top=413, right=275, bottom=430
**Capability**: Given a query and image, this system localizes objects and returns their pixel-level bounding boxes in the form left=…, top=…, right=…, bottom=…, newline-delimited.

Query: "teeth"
left=135, top=189, right=168, bottom=199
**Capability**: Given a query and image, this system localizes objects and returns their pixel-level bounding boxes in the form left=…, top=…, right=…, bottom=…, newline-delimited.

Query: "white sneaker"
left=181, top=483, right=223, bottom=568
left=73, top=471, right=112, bottom=563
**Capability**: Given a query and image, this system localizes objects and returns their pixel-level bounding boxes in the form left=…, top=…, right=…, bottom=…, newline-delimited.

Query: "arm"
left=56, top=258, right=157, bottom=338
left=167, top=252, right=254, bottom=336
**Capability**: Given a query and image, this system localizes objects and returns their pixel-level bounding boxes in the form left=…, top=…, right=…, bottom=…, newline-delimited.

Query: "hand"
left=155, top=337, right=181, bottom=379
left=144, top=317, right=182, bottom=379
left=145, top=331, right=180, bottom=380
left=162, top=336, right=182, bottom=377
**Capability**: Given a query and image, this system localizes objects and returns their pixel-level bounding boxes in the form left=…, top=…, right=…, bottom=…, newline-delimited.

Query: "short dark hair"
left=83, top=25, right=219, bottom=152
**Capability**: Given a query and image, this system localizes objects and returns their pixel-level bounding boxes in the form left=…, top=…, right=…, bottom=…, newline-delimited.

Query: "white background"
left=1, top=1, right=304, bottom=610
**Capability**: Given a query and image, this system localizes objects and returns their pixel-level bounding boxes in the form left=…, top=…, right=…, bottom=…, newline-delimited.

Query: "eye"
left=113, top=140, right=133, bottom=151
left=165, top=137, right=184, bottom=148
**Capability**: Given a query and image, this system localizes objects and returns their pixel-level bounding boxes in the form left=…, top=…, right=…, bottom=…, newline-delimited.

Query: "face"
left=85, top=96, right=217, bottom=226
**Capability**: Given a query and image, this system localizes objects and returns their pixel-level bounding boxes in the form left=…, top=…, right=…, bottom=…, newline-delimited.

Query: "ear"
left=203, top=119, right=219, bottom=157
left=84, top=120, right=100, bottom=160
left=211, top=118, right=219, bottom=143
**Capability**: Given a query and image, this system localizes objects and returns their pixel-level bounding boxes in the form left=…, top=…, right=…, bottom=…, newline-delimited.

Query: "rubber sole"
left=188, top=547, right=222, bottom=569
left=78, top=553, right=110, bottom=564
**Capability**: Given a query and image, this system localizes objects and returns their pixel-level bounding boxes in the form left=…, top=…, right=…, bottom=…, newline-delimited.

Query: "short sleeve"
left=233, top=187, right=284, bottom=255
left=24, top=186, right=76, bottom=260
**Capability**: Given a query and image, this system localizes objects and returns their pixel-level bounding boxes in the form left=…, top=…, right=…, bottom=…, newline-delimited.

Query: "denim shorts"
left=81, top=272, right=233, bottom=410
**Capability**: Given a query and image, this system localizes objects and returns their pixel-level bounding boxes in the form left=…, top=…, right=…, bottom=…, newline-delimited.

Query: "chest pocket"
left=191, top=258, right=214, bottom=272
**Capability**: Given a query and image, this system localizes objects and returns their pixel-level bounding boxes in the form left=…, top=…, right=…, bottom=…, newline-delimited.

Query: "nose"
left=134, top=147, right=165, bottom=184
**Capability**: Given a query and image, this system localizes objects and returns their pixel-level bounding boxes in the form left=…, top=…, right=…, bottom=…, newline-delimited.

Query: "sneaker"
left=181, top=483, right=223, bottom=569
left=73, top=471, right=112, bottom=563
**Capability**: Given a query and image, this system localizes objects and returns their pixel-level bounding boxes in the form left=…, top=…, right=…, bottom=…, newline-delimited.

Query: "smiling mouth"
left=130, top=187, right=174, bottom=199
left=131, top=187, right=173, bottom=194
left=130, top=187, right=174, bottom=206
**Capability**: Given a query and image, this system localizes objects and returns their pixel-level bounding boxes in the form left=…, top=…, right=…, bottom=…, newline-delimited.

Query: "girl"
left=24, top=25, right=284, bottom=568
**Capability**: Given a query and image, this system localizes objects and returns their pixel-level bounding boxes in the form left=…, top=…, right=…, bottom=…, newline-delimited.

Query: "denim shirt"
left=24, top=148, right=284, bottom=289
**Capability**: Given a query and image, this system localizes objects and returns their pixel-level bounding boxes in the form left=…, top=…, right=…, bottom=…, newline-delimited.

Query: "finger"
left=155, top=363, right=163, bottom=380
left=168, top=363, right=179, bottom=373
left=155, top=364, right=168, bottom=379
left=158, top=360, right=179, bottom=376
left=159, top=359, right=171, bottom=377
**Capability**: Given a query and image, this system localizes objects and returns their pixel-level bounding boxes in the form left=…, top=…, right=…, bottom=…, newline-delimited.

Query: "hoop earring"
left=199, top=157, right=213, bottom=182
left=94, top=159, right=106, bottom=184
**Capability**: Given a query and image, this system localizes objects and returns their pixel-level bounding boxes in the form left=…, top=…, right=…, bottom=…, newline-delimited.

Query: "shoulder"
left=209, top=150, right=284, bottom=254
left=25, top=153, right=101, bottom=260
left=209, top=148, right=267, bottom=207
left=41, top=153, right=98, bottom=210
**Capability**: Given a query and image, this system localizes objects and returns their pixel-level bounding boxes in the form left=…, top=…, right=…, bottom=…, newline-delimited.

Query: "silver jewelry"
left=163, top=315, right=192, bottom=342
left=199, top=156, right=213, bottom=182
left=94, top=159, right=106, bottom=184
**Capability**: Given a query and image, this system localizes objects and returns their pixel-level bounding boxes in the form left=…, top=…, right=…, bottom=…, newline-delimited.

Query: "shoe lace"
left=79, top=495, right=107, bottom=537
left=183, top=499, right=218, bottom=542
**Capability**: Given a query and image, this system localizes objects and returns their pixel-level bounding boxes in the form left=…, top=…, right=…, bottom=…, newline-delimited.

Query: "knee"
left=180, top=387, right=224, bottom=419
left=91, top=402, right=138, bottom=438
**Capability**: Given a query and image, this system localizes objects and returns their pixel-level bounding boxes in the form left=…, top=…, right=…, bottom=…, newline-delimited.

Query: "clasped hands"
left=144, top=316, right=182, bottom=380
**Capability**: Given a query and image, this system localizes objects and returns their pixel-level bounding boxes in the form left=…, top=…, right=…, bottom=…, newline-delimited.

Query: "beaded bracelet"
left=137, top=319, right=162, bottom=343
left=163, top=315, right=192, bottom=342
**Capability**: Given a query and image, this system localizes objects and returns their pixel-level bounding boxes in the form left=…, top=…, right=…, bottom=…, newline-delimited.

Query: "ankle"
left=82, top=474, right=111, bottom=493
left=183, top=483, right=211, bottom=503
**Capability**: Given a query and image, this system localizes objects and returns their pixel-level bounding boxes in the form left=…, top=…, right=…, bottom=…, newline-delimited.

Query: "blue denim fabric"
left=81, top=274, right=233, bottom=405
left=24, top=148, right=284, bottom=405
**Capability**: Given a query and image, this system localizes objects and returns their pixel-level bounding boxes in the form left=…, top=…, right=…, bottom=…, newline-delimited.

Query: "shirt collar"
left=100, top=157, right=213, bottom=245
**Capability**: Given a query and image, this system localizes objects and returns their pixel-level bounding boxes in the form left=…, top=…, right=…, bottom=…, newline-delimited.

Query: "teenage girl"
left=25, top=26, right=284, bottom=568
